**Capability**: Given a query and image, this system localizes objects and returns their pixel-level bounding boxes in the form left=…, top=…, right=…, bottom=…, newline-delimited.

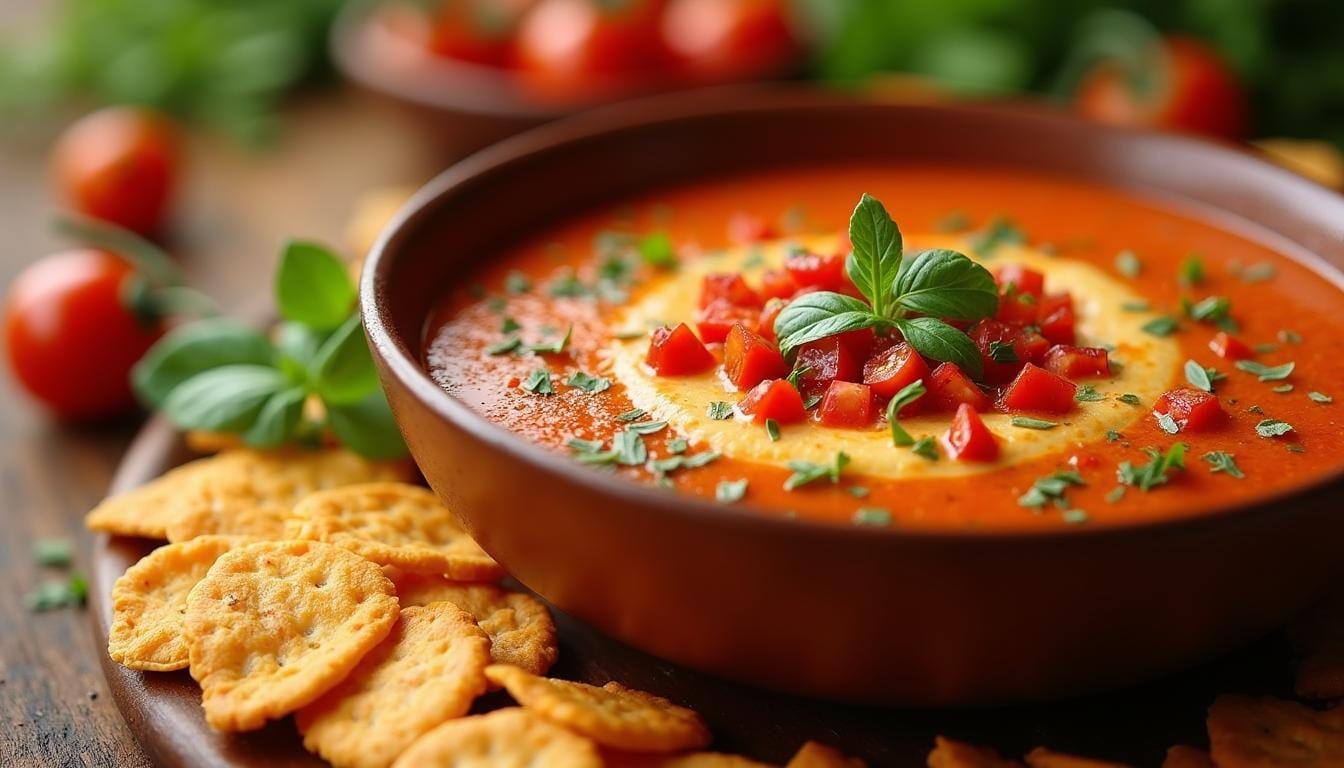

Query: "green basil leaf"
left=845, top=193, right=903, bottom=314
left=773, top=291, right=879, bottom=357
left=275, top=241, right=356, bottom=330
left=242, top=387, right=306, bottom=447
left=162, top=365, right=288, bottom=432
left=132, top=319, right=275, bottom=407
left=311, top=315, right=379, bottom=405
left=894, top=317, right=984, bottom=379
left=892, top=249, right=998, bottom=320
left=325, top=390, right=408, bottom=459
left=275, top=321, right=329, bottom=384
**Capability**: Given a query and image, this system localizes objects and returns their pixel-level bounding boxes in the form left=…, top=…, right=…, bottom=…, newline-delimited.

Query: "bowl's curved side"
left=363, top=88, right=1344, bottom=704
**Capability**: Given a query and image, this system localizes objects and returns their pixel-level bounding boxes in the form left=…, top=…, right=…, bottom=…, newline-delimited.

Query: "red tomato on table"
left=52, top=107, right=178, bottom=235
left=661, top=0, right=798, bottom=82
left=515, top=0, right=667, bottom=101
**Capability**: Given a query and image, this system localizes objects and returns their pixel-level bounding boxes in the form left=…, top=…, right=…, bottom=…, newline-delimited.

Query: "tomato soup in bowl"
left=363, top=89, right=1344, bottom=705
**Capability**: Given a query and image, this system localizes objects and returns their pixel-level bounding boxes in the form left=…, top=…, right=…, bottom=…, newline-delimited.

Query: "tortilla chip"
left=927, top=736, right=1023, bottom=767
left=1207, top=694, right=1344, bottom=767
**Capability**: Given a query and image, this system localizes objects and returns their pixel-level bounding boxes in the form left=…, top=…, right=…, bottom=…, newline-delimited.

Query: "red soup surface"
left=424, top=165, right=1344, bottom=532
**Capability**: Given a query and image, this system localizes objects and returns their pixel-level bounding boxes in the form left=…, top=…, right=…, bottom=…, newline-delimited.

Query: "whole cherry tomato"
left=428, top=0, right=535, bottom=66
left=1074, top=36, right=1247, bottom=141
left=52, top=107, right=178, bottom=235
left=4, top=250, right=163, bottom=420
left=514, top=0, right=667, bottom=102
left=661, top=0, right=798, bottom=82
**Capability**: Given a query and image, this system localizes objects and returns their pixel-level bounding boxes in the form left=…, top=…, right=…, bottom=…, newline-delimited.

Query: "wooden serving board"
left=90, top=418, right=1299, bottom=766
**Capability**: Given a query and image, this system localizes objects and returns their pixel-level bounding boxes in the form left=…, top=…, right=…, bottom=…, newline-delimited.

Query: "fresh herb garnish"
left=772, top=194, right=996, bottom=378
left=1179, top=254, right=1206, bottom=286
left=885, top=380, right=926, bottom=446
left=521, top=368, right=554, bottom=395
left=1018, top=470, right=1085, bottom=510
left=1240, top=263, right=1276, bottom=282
left=1117, top=443, right=1186, bottom=491
left=1184, top=360, right=1214, bottom=392
left=1011, top=416, right=1058, bottom=430
left=1278, top=329, right=1302, bottom=345
left=565, top=371, right=611, bottom=393
left=505, top=271, right=532, bottom=294
left=1075, top=384, right=1105, bottom=402
left=852, top=507, right=892, bottom=527
left=34, top=538, right=73, bottom=568
left=847, top=485, right=870, bottom=498
left=1287, top=444, right=1306, bottom=454
left=625, top=420, right=668, bottom=435
left=652, top=451, right=719, bottom=473
left=935, top=211, right=971, bottom=233
left=1118, top=393, right=1141, bottom=405
left=1201, top=451, right=1245, bottom=479
left=1155, top=412, right=1182, bottom=435
left=706, top=401, right=734, bottom=420
left=1273, top=384, right=1294, bottom=394
left=784, top=452, right=849, bottom=490
left=525, top=326, right=572, bottom=354
left=1309, top=391, right=1333, bottom=403
left=1120, top=300, right=1151, bottom=312
left=1105, top=429, right=1122, bottom=443
left=803, top=394, right=823, bottom=410
left=1141, top=316, right=1179, bottom=337
left=716, top=479, right=748, bottom=503
left=1187, top=296, right=1237, bottom=331
left=1061, top=509, right=1090, bottom=525
left=910, top=437, right=939, bottom=461
left=969, top=216, right=1025, bottom=256
left=548, top=269, right=588, bottom=298
left=500, top=316, right=521, bottom=334
left=666, top=437, right=689, bottom=454
left=987, top=340, right=1019, bottom=364
left=1115, top=250, right=1141, bottom=278
left=613, top=328, right=646, bottom=340
left=25, top=575, right=88, bottom=612
left=785, top=362, right=812, bottom=390
left=1255, top=419, right=1294, bottom=438
left=1235, top=360, right=1294, bottom=382
left=638, top=232, right=677, bottom=268
left=1248, top=404, right=1264, bottom=414
left=765, top=419, right=782, bottom=442
left=611, top=429, right=648, bottom=465
left=566, top=437, right=605, bottom=454
left=1105, top=486, right=1126, bottom=503
left=616, top=408, right=647, bottom=422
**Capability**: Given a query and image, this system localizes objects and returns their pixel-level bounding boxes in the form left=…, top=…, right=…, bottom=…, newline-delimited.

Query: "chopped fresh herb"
left=970, top=216, right=1025, bottom=256
left=525, top=326, right=572, bottom=354
left=565, top=371, right=611, bottom=393
left=803, top=394, right=823, bottom=410
left=1255, top=419, right=1294, bottom=438
left=1105, top=486, right=1126, bottom=503
left=1253, top=342, right=1279, bottom=354
left=1247, top=404, right=1264, bottom=414
left=625, top=420, right=667, bottom=436
left=486, top=296, right=507, bottom=312
left=1120, top=300, right=1151, bottom=312
left=638, top=232, right=677, bottom=268
left=847, top=485, right=870, bottom=498
left=505, top=271, right=532, bottom=294
left=566, top=437, right=605, bottom=453
left=852, top=507, right=892, bottom=527
left=548, top=270, right=588, bottom=298
left=885, top=381, right=926, bottom=446
left=521, top=369, right=553, bottom=395
left=1075, top=384, right=1105, bottom=402
left=486, top=337, right=521, bottom=356
left=1201, top=451, right=1245, bottom=479
left=33, top=538, right=72, bottom=568
left=616, top=408, right=647, bottom=422
left=1309, top=391, right=1333, bottom=403
left=1234, top=360, right=1295, bottom=382
left=910, top=437, right=939, bottom=461
left=1061, top=509, right=1090, bottom=525
left=741, top=248, right=766, bottom=270
left=666, top=438, right=688, bottom=454
left=766, top=419, right=781, bottom=442
left=653, top=451, right=720, bottom=473
left=1118, top=393, right=1141, bottom=406
left=1011, top=416, right=1058, bottom=430
left=1117, top=443, right=1186, bottom=491
left=1141, top=316, right=1179, bottom=337
left=1278, top=329, right=1302, bottom=344
left=987, top=340, right=1019, bottom=364
left=613, top=328, right=646, bottom=340
left=1184, top=360, right=1214, bottom=392
left=1018, top=470, right=1085, bottom=510
left=785, top=363, right=812, bottom=390
left=1105, top=429, right=1122, bottom=443
left=1273, top=384, right=1294, bottom=394
left=1287, top=443, right=1306, bottom=453
left=784, top=452, right=849, bottom=491
left=612, top=429, right=647, bottom=466
left=500, top=316, right=521, bottom=334
left=25, top=575, right=88, bottom=612
left=706, top=401, right=734, bottom=420
left=935, top=211, right=970, bottom=233
left=1179, top=254, right=1206, bottom=286
left=1240, top=262, right=1276, bottom=282
left=1114, top=250, right=1142, bottom=278
left=716, top=479, right=748, bottom=503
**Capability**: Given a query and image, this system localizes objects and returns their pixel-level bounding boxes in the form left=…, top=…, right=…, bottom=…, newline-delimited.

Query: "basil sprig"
left=132, top=242, right=407, bottom=459
left=773, top=194, right=997, bottom=378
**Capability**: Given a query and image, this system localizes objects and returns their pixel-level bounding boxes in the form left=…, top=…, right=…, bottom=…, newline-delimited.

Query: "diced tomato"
left=699, top=273, right=761, bottom=309
left=784, top=248, right=848, bottom=292
left=645, top=323, right=715, bottom=376
left=926, top=363, right=993, bottom=412
left=727, top=212, right=776, bottom=245
left=756, top=297, right=785, bottom=344
left=1001, top=363, right=1077, bottom=413
left=1209, top=331, right=1253, bottom=361
left=994, top=264, right=1045, bottom=298
left=695, top=299, right=758, bottom=344
left=941, top=403, right=999, bottom=462
left=737, top=378, right=806, bottom=424
left=1154, top=388, right=1226, bottom=432
left=836, top=327, right=875, bottom=359
left=970, top=319, right=1028, bottom=384
left=795, top=335, right=862, bottom=397
left=1041, top=345, right=1111, bottom=379
left=758, top=269, right=797, bottom=302
left=862, top=342, right=929, bottom=401
left=818, top=381, right=876, bottom=428
left=723, top=322, right=788, bottom=391
left=1037, top=292, right=1076, bottom=345
left=995, top=292, right=1038, bottom=325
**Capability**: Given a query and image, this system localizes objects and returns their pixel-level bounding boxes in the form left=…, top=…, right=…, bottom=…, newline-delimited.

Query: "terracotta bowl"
left=361, top=87, right=1344, bottom=706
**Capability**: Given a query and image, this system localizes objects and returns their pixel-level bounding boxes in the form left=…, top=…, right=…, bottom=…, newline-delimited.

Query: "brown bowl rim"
left=361, top=84, right=1344, bottom=545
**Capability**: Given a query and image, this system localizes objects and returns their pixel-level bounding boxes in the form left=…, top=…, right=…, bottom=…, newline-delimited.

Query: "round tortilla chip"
left=285, top=483, right=503, bottom=582
left=786, top=741, right=866, bottom=768
left=391, top=707, right=602, bottom=768
left=485, top=664, right=710, bottom=753
left=108, top=536, right=249, bottom=671
left=604, top=752, right=772, bottom=768
left=927, top=736, right=1023, bottom=768
left=1207, top=694, right=1344, bottom=768
left=185, top=540, right=399, bottom=732
left=391, top=572, right=557, bottom=675
left=296, top=602, right=491, bottom=768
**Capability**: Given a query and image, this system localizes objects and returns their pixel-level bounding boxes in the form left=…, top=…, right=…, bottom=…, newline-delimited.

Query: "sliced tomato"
left=995, top=292, right=1038, bottom=325
left=941, top=403, right=999, bottom=462
left=645, top=323, right=715, bottom=375
left=756, top=297, right=785, bottom=344
left=727, top=211, right=776, bottom=244
left=994, top=264, right=1045, bottom=298
left=738, top=378, right=806, bottom=424
left=1154, top=388, right=1226, bottom=432
left=1041, top=345, right=1111, bottom=379
left=784, top=248, right=848, bottom=292
left=862, top=341, right=929, bottom=401
left=1209, top=331, right=1253, bottom=361
left=1001, top=363, right=1077, bottom=413
left=818, top=380, right=875, bottom=428
left=695, top=298, right=758, bottom=344
left=927, top=362, right=992, bottom=412
left=723, top=322, right=788, bottom=390
left=1036, top=292, right=1076, bottom=345
left=758, top=268, right=797, bottom=302
left=699, top=273, right=761, bottom=309
left=794, top=335, right=862, bottom=397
